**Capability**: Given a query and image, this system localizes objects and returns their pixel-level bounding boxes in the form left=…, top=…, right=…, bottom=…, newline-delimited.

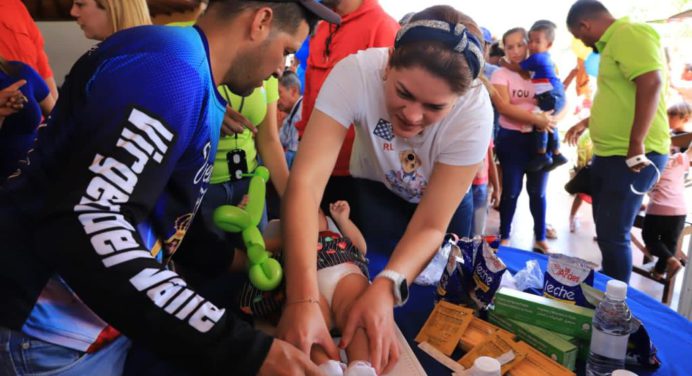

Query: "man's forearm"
left=630, top=71, right=662, bottom=147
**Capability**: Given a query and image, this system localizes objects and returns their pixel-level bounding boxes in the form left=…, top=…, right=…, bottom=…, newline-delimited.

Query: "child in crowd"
left=238, top=201, right=373, bottom=376
left=642, top=142, right=691, bottom=280
left=668, top=101, right=691, bottom=138
left=502, top=20, right=567, bottom=172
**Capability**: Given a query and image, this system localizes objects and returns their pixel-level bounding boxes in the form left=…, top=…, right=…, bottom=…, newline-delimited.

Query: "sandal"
left=533, top=241, right=551, bottom=254
left=546, top=225, right=558, bottom=239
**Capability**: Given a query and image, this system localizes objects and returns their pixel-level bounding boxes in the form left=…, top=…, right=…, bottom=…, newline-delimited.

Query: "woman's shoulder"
left=338, top=47, right=389, bottom=76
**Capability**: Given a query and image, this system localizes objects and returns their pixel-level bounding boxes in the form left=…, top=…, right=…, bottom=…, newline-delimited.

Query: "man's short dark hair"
left=530, top=20, right=556, bottom=43
left=208, top=0, right=318, bottom=34
left=567, top=0, right=610, bottom=28
left=279, top=71, right=301, bottom=92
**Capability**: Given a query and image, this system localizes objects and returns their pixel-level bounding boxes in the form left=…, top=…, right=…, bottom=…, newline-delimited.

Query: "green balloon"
left=213, top=205, right=249, bottom=233
left=211, top=167, right=283, bottom=291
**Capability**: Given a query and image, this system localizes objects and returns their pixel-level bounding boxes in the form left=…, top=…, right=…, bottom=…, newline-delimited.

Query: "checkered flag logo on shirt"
left=373, top=118, right=394, bottom=141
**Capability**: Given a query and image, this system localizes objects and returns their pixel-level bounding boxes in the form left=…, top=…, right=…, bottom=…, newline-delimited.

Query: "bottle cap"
left=606, top=280, right=628, bottom=301
left=612, top=370, right=638, bottom=376
left=470, top=356, right=501, bottom=376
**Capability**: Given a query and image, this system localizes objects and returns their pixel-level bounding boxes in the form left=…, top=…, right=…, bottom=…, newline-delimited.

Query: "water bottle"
left=585, top=280, right=634, bottom=376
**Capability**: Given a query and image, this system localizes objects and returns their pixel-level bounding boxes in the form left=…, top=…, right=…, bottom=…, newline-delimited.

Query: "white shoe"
left=319, top=360, right=346, bottom=376
left=344, top=361, right=377, bottom=376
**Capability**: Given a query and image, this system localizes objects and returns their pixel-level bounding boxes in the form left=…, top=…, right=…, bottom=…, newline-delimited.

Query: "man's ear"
left=547, top=41, right=553, bottom=49
left=249, top=7, right=273, bottom=41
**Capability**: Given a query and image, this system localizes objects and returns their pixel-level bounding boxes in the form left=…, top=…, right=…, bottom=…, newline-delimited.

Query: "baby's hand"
left=328, top=201, right=350, bottom=221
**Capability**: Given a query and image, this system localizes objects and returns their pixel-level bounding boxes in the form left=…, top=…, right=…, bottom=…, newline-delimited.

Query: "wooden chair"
left=631, top=213, right=691, bottom=305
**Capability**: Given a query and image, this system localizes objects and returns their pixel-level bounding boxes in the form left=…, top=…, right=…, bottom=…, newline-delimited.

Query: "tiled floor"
left=484, top=148, right=688, bottom=311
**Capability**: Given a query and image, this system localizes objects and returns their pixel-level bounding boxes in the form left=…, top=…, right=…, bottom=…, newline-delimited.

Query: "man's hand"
left=328, top=200, right=351, bottom=222
left=626, top=142, right=648, bottom=172
left=258, top=339, right=323, bottom=376
left=276, top=301, right=340, bottom=361
left=221, top=104, right=257, bottom=136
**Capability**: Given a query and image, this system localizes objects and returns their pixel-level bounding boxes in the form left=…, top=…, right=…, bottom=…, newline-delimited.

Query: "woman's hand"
left=340, top=278, right=400, bottom=374
left=565, top=118, right=588, bottom=146
left=276, top=301, right=340, bottom=360
left=490, top=187, right=501, bottom=209
left=532, top=111, right=556, bottom=132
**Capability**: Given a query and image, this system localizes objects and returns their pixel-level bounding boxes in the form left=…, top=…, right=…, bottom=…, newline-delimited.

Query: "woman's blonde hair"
left=96, top=0, right=152, bottom=33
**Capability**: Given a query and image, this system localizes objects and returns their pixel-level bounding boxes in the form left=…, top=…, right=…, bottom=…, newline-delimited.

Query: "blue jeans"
left=451, top=189, right=474, bottom=238
left=591, top=153, right=668, bottom=282
left=495, top=128, right=550, bottom=241
left=0, top=327, right=130, bottom=376
left=471, top=183, right=489, bottom=236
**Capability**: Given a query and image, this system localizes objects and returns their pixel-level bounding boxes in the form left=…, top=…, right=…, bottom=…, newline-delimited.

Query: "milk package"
left=543, top=254, right=597, bottom=308
left=436, top=236, right=506, bottom=310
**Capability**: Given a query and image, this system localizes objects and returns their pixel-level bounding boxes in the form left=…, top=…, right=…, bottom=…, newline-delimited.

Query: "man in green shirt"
left=565, top=0, right=670, bottom=283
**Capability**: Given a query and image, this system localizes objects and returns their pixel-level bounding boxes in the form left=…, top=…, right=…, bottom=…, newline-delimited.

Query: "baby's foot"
left=319, top=360, right=346, bottom=376
left=344, top=361, right=377, bottom=376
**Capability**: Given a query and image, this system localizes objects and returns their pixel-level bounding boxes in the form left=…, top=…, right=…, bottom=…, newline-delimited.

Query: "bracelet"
left=285, top=298, right=320, bottom=306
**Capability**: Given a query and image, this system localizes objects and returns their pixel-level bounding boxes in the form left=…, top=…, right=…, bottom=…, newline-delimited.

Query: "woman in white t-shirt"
left=277, top=5, right=493, bottom=374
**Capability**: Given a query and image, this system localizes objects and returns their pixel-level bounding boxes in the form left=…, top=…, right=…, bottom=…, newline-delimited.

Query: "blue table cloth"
left=367, top=243, right=692, bottom=376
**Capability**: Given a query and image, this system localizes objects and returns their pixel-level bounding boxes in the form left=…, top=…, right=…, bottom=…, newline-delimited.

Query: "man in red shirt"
left=0, top=0, right=58, bottom=100
left=297, top=0, right=398, bottom=209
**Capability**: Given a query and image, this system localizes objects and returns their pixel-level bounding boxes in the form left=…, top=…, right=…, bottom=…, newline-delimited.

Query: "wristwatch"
left=376, top=269, right=409, bottom=307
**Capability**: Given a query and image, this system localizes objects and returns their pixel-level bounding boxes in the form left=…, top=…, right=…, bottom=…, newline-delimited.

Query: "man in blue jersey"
left=0, top=1, right=339, bottom=375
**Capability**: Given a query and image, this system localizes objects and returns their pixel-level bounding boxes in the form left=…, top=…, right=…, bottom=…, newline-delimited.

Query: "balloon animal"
left=213, top=166, right=282, bottom=291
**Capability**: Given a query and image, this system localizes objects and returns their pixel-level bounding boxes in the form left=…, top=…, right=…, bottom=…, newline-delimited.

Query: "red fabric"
left=0, top=0, right=53, bottom=80
left=85, top=325, right=120, bottom=353
left=297, top=0, right=398, bottom=176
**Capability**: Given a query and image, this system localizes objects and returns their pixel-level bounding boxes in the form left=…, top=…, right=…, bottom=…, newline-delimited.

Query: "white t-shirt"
left=315, top=47, right=493, bottom=203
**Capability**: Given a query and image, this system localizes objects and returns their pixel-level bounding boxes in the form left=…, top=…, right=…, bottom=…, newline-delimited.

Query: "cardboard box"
left=493, top=288, right=594, bottom=340
left=488, top=311, right=578, bottom=370
left=508, top=342, right=576, bottom=376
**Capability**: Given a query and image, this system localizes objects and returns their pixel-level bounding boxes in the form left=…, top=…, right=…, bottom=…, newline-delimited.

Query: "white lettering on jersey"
left=74, top=108, right=225, bottom=334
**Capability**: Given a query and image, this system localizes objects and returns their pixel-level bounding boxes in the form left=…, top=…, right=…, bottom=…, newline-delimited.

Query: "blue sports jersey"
left=0, top=25, right=273, bottom=374
left=0, top=61, right=49, bottom=179
left=520, top=51, right=564, bottom=94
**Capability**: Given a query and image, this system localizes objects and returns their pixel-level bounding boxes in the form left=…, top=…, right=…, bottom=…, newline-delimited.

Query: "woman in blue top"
left=0, top=57, right=55, bottom=180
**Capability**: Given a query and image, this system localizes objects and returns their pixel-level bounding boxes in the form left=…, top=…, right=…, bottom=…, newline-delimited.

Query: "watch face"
left=399, top=281, right=409, bottom=302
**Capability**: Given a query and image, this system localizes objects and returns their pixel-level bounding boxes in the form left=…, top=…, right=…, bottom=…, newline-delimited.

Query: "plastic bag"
left=415, top=234, right=456, bottom=286
left=512, top=259, right=544, bottom=292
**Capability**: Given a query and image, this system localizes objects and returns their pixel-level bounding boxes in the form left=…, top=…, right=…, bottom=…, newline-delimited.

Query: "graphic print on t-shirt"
left=373, top=118, right=395, bottom=141
left=385, top=149, right=428, bottom=201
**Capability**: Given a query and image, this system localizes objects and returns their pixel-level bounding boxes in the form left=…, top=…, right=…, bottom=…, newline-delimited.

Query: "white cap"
left=606, top=280, right=628, bottom=301
left=470, top=356, right=501, bottom=376
left=612, top=370, right=638, bottom=376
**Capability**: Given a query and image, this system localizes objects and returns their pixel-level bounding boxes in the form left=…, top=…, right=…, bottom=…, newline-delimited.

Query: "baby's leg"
left=332, top=272, right=371, bottom=362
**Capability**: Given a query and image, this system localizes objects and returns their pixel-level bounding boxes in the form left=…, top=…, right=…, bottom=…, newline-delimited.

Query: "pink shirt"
left=490, top=67, right=536, bottom=133
left=647, top=152, right=689, bottom=216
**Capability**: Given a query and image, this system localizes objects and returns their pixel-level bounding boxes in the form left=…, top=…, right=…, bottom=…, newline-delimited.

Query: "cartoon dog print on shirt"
left=385, top=149, right=428, bottom=201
